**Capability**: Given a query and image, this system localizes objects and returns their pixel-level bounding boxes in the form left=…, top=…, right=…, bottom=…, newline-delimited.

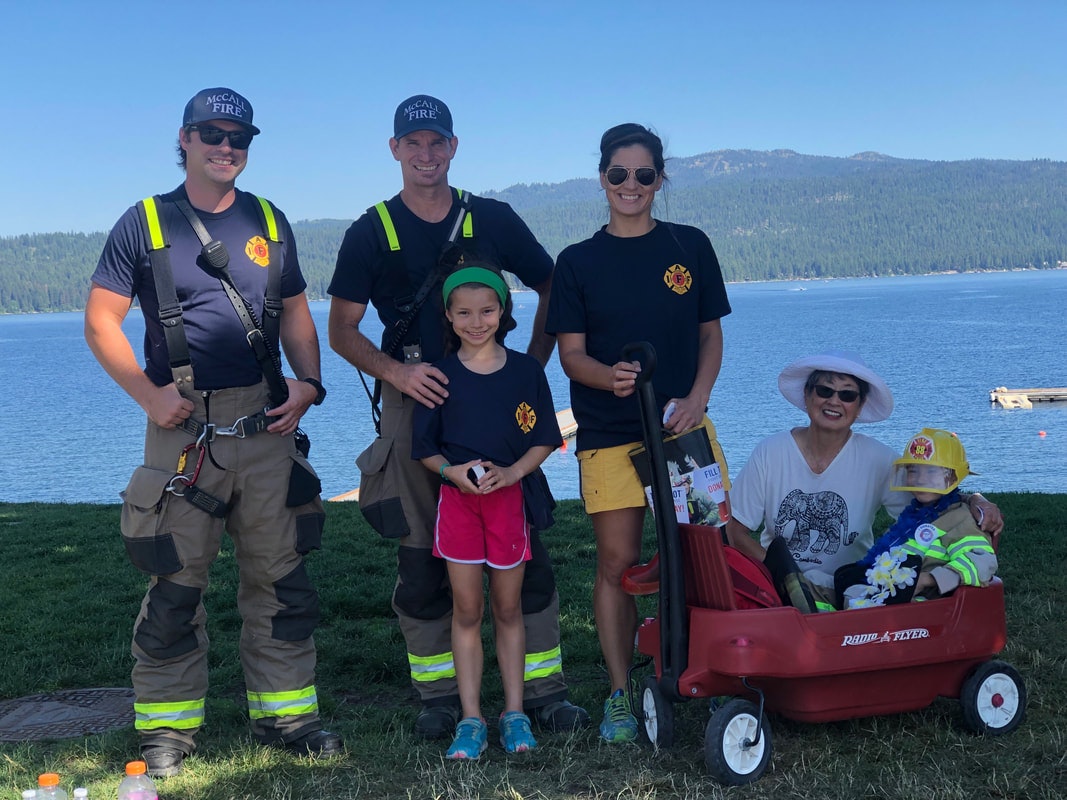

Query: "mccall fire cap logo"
left=184, top=87, right=261, bottom=135
left=394, top=94, right=454, bottom=139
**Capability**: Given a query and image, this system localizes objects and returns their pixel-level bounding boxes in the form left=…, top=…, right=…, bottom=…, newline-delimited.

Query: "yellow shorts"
left=578, top=417, right=730, bottom=515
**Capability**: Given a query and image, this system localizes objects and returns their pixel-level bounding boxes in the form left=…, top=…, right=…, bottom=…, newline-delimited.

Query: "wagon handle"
left=621, top=341, right=657, bottom=385
left=621, top=341, right=689, bottom=696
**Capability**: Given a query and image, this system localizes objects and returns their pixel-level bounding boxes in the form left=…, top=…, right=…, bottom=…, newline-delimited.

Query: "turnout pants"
left=380, top=382, right=569, bottom=710
left=120, top=382, right=327, bottom=752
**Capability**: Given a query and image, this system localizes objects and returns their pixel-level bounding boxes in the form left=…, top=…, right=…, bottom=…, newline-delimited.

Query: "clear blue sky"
left=2, top=0, right=1064, bottom=236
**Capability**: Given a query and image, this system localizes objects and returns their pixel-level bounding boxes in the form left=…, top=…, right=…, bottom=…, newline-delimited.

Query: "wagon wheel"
left=960, top=660, right=1026, bottom=735
left=640, top=675, right=674, bottom=748
left=704, top=698, right=772, bottom=785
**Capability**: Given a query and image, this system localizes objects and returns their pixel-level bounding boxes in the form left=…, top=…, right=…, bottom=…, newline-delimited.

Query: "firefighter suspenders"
left=136, top=194, right=284, bottom=517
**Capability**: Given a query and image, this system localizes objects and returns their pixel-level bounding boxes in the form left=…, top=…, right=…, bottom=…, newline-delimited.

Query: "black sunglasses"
left=189, top=125, right=254, bottom=150
left=605, top=166, right=658, bottom=186
left=813, top=384, right=861, bottom=403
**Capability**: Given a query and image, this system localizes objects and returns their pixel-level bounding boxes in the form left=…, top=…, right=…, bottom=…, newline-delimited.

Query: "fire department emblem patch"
left=515, top=402, right=536, bottom=434
left=663, top=264, right=692, bottom=295
left=245, top=235, right=270, bottom=267
left=908, top=435, right=935, bottom=461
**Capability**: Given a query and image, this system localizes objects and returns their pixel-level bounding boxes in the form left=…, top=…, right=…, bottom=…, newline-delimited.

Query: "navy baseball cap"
left=393, top=95, right=453, bottom=139
left=183, top=87, right=261, bottom=135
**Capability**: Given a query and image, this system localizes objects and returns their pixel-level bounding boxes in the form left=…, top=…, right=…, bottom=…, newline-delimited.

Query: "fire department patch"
left=515, top=402, right=536, bottom=434
left=245, top=235, right=270, bottom=267
left=908, top=435, right=935, bottom=461
left=663, top=264, right=692, bottom=295
left=914, top=523, right=939, bottom=546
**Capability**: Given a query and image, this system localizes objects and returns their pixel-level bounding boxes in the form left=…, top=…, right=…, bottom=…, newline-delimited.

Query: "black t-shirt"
left=411, top=348, right=563, bottom=466
left=328, top=190, right=552, bottom=363
left=546, top=221, right=731, bottom=450
left=91, top=186, right=306, bottom=389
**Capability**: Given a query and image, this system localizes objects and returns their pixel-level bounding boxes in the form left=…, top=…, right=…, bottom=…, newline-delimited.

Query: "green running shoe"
left=599, top=689, right=638, bottom=743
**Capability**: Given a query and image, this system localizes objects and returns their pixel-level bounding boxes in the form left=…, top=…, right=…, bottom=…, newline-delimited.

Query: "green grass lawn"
left=1, top=494, right=1064, bottom=799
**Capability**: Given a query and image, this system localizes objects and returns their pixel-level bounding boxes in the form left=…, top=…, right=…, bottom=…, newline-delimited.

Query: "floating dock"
left=329, top=408, right=579, bottom=502
left=989, top=387, right=1067, bottom=409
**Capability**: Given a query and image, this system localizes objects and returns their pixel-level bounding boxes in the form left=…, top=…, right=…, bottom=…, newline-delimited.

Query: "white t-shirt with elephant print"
left=731, top=430, right=910, bottom=591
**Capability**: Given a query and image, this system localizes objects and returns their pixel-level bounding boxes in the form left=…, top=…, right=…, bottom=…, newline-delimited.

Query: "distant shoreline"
left=2, top=267, right=1064, bottom=316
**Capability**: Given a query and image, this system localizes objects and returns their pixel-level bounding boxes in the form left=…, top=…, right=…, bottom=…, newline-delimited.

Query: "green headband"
left=442, top=267, right=509, bottom=306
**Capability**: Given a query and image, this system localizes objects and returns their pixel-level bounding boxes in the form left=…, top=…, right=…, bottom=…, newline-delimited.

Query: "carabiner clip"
left=175, top=442, right=206, bottom=487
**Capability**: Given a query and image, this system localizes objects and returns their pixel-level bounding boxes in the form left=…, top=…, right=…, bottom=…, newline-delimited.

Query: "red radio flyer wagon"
left=620, top=342, right=1025, bottom=785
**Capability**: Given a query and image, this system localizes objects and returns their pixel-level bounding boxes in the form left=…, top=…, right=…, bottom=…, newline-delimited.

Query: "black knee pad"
left=394, top=546, right=452, bottom=620
left=135, top=579, right=201, bottom=659
left=273, top=562, right=321, bottom=641
left=520, top=531, right=556, bottom=614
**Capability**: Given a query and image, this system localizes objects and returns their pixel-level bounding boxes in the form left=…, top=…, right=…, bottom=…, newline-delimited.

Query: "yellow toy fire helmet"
left=891, top=428, right=977, bottom=494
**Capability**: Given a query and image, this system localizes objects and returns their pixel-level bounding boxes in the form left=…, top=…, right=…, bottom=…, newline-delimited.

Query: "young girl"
left=411, top=265, right=562, bottom=759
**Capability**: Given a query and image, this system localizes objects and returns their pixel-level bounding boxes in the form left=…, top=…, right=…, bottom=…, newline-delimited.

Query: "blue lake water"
left=1, top=270, right=1064, bottom=504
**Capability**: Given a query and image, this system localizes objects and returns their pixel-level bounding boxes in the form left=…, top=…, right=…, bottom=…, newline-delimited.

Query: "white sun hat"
left=777, top=349, right=894, bottom=423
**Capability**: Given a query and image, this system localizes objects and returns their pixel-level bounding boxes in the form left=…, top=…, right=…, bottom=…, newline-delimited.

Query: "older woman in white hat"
left=725, top=349, right=1002, bottom=611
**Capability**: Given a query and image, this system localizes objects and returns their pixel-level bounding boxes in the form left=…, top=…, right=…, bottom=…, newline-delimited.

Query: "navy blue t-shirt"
left=91, top=186, right=306, bottom=389
left=411, top=348, right=563, bottom=467
left=328, top=190, right=552, bottom=363
left=546, top=221, right=731, bottom=450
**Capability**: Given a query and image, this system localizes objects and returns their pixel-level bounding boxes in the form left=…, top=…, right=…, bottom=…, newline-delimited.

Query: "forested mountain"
left=3, top=150, right=1064, bottom=313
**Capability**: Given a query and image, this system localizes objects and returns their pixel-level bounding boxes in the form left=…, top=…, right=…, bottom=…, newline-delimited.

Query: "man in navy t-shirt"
left=85, top=87, right=341, bottom=777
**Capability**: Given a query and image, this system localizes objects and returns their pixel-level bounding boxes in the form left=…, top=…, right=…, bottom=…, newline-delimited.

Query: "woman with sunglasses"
left=725, top=350, right=1003, bottom=611
left=546, top=123, right=732, bottom=743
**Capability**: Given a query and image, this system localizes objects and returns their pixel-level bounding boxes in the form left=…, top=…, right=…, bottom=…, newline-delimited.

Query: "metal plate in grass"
left=0, top=688, right=135, bottom=741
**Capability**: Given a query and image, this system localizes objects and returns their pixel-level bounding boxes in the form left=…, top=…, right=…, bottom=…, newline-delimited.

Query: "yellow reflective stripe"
left=254, top=195, right=280, bottom=242
left=246, top=686, right=319, bottom=719
left=374, top=201, right=400, bottom=251
left=408, top=651, right=456, bottom=682
left=457, top=189, right=473, bottom=238
left=141, top=196, right=166, bottom=251
left=134, top=699, right=204, bottom=731
left=523, top=646, right=562, bottom=681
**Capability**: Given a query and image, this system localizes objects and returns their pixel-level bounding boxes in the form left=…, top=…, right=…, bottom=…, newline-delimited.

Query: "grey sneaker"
left=531, top=700, right=591, bottom=732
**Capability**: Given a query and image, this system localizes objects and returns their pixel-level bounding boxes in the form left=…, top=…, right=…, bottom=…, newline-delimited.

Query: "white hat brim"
left=778, top=350, right=894, bottom=423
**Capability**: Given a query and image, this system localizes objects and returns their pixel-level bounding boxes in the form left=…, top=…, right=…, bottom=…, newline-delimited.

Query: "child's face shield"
left=891, top=463, right=958, bottom=494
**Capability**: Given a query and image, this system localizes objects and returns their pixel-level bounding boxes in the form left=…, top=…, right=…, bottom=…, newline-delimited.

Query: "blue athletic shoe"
left=499, top=711, right=537, bottom=753
left=599, top=689, right=638, bottom=743
left=446, top=717, right=488, bottom=760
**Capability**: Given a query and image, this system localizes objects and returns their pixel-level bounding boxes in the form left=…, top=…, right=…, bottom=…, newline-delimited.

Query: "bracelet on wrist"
left=439, top=463, right=450, bottom=479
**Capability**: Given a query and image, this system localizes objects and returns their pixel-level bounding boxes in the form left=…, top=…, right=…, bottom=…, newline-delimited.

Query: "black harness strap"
left=361, top=190, right=475, bottom=433
left=138, top=197, right=196, bottom=396
left=173, top=197, right=290, bottom=408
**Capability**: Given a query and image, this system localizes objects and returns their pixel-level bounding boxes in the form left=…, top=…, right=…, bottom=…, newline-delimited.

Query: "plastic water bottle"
left=73, top=790, right=89, bottom=800
left=36, top=773, right=68, bottom=800
left=117, top=761, right=158, bottom=800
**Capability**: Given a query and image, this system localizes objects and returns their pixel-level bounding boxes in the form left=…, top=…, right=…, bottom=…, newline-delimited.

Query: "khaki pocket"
left=356, top=437, right=409, bottom=539
left=120, top=466, right=183, bottom=576
left=286, top=453, right=322, bottom=508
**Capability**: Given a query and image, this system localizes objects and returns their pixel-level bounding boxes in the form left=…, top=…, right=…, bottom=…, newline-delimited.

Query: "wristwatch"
left=302, top=377, right=327, bottom=406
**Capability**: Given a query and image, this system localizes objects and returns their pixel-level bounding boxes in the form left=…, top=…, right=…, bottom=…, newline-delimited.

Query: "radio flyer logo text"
left=841, top=628, right=930, bottom=646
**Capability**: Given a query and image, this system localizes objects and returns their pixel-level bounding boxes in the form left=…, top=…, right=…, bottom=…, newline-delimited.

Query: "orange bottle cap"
left=38, top=773, right=61, bottom=787
left=125, top=760, right=148, bottom=775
